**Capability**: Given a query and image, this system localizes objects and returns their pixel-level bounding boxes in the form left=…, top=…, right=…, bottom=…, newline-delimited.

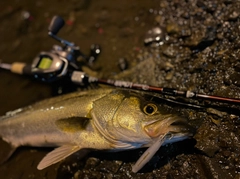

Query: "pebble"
left=85, top=157, right=100, bottom=169
left=162, top=45, right=178, bottom=58
left=222, top=150, right=231, bottom=158
left=144, top=27, right=165, bottom=45
left=180, top=26, right=192, bottom=37
left=118, top=58, right=128, bottom=71
left=206, top=108, right=227, bottom=118
left=229, top=72, right=240, bottom=87
left=165, top=70, right=174, bottom=81
left=73, top=170, right=82, bottom=179
left=166, top=23, right=179, bottom=34
left=155, top=15, right=162, bottom=24
left=234, top=63, right=240, bottom=72
left=224, top=5, right=239, bottom=20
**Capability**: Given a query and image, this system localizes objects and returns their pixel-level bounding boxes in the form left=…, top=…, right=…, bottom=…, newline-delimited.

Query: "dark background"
left=0, top=0, right=240, bottom=179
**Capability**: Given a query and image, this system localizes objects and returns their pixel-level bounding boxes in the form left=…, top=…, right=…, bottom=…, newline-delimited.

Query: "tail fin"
left=0, top=139, right=17, bottom=164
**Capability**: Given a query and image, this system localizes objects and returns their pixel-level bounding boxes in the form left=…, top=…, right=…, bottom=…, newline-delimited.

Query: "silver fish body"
left=0, top=88, right=192, bottom=171
left=0, top=88, right=112, bottom=149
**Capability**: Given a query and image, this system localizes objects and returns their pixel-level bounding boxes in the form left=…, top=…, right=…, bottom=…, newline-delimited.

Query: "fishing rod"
left=1, top=15, right=240, bottom=104
left=2, top=60, right=239, bottom=104
left=70, top=71, right=240, bottom=104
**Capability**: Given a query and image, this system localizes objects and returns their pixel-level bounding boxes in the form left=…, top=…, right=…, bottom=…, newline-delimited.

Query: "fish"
left=0, top=88, right=192, bottom=172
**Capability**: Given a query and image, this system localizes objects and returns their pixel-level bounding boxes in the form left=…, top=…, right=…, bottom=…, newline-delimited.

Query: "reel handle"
left=48, top=16, right=65, bottom=35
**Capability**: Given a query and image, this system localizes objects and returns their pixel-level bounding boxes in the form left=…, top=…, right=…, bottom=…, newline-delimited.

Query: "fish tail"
left=0, top=140, right=17, bottom=164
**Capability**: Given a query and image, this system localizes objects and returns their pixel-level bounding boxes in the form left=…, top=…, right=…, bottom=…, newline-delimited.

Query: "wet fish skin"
left=0, top=88, right=192, bottom=170
left=0, top=88, right=112, bottom=149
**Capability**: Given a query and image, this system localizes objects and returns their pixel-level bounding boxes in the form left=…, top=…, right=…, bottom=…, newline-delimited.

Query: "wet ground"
left=0, top=0, right=240, bottom=178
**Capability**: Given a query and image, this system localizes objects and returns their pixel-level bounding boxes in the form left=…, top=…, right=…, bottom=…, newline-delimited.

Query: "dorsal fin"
left=37, top=144, right=80, bottom=170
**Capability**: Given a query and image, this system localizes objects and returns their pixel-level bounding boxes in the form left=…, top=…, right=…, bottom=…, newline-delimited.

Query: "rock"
left=144, top=27, right=165, bottom=45
left=118, top=57, right=128, bottom=71
left=234, top=63, right=240, bottom=72
left=155, top=15, right=162, bottom=24
left=114, top=57, right=157, bottom=85
left=162, top=45, right=179, bottom=58
left=179, top=26, right=192, bottom=37
left=194, top=120, right=220, bottom=157
left=206, top=108, right=227, bottom=118
left=229, top=72, right=240, bottom=87
left=165, top=70, right=174, bottom=81
left=224, top=4, right=240, bottom=21
left=85, top=157, right=100, bottom=169
left=166, top=23, right=179, bottom=35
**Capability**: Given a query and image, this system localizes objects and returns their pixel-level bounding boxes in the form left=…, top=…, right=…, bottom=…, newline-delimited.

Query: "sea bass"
left=0, top=88, right=192, bottom=172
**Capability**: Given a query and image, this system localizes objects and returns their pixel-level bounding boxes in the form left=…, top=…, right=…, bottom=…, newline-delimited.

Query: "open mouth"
left=144, top=115, right=194, bottom=138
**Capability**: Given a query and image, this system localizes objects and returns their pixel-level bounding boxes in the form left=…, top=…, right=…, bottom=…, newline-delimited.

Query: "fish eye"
left=143, top=103, right=158, bottom=115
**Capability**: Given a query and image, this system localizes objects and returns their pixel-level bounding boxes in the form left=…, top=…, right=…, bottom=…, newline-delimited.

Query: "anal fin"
left=37, top=144, right=81, bottom=170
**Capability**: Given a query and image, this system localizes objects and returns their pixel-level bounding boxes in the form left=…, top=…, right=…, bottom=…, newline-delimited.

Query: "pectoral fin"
left=132, top=134, right=166, bottom=173
left=37, top=144, right=81, bottom=170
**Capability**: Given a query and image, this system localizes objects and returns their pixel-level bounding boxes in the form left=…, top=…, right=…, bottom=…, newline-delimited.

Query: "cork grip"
left=10, top=62, right=26, bottom=74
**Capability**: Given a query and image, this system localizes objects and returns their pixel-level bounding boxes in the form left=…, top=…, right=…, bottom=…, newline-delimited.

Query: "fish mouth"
left=144, top=114, right=194, bottom=139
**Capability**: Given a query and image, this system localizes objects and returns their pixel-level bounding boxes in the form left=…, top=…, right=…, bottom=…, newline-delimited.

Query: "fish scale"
left=0, top=88, right=192, bottom=172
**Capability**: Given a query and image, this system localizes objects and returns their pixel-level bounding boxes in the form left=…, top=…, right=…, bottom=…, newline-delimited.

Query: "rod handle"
left=11, top=62, right=32, bottom=75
